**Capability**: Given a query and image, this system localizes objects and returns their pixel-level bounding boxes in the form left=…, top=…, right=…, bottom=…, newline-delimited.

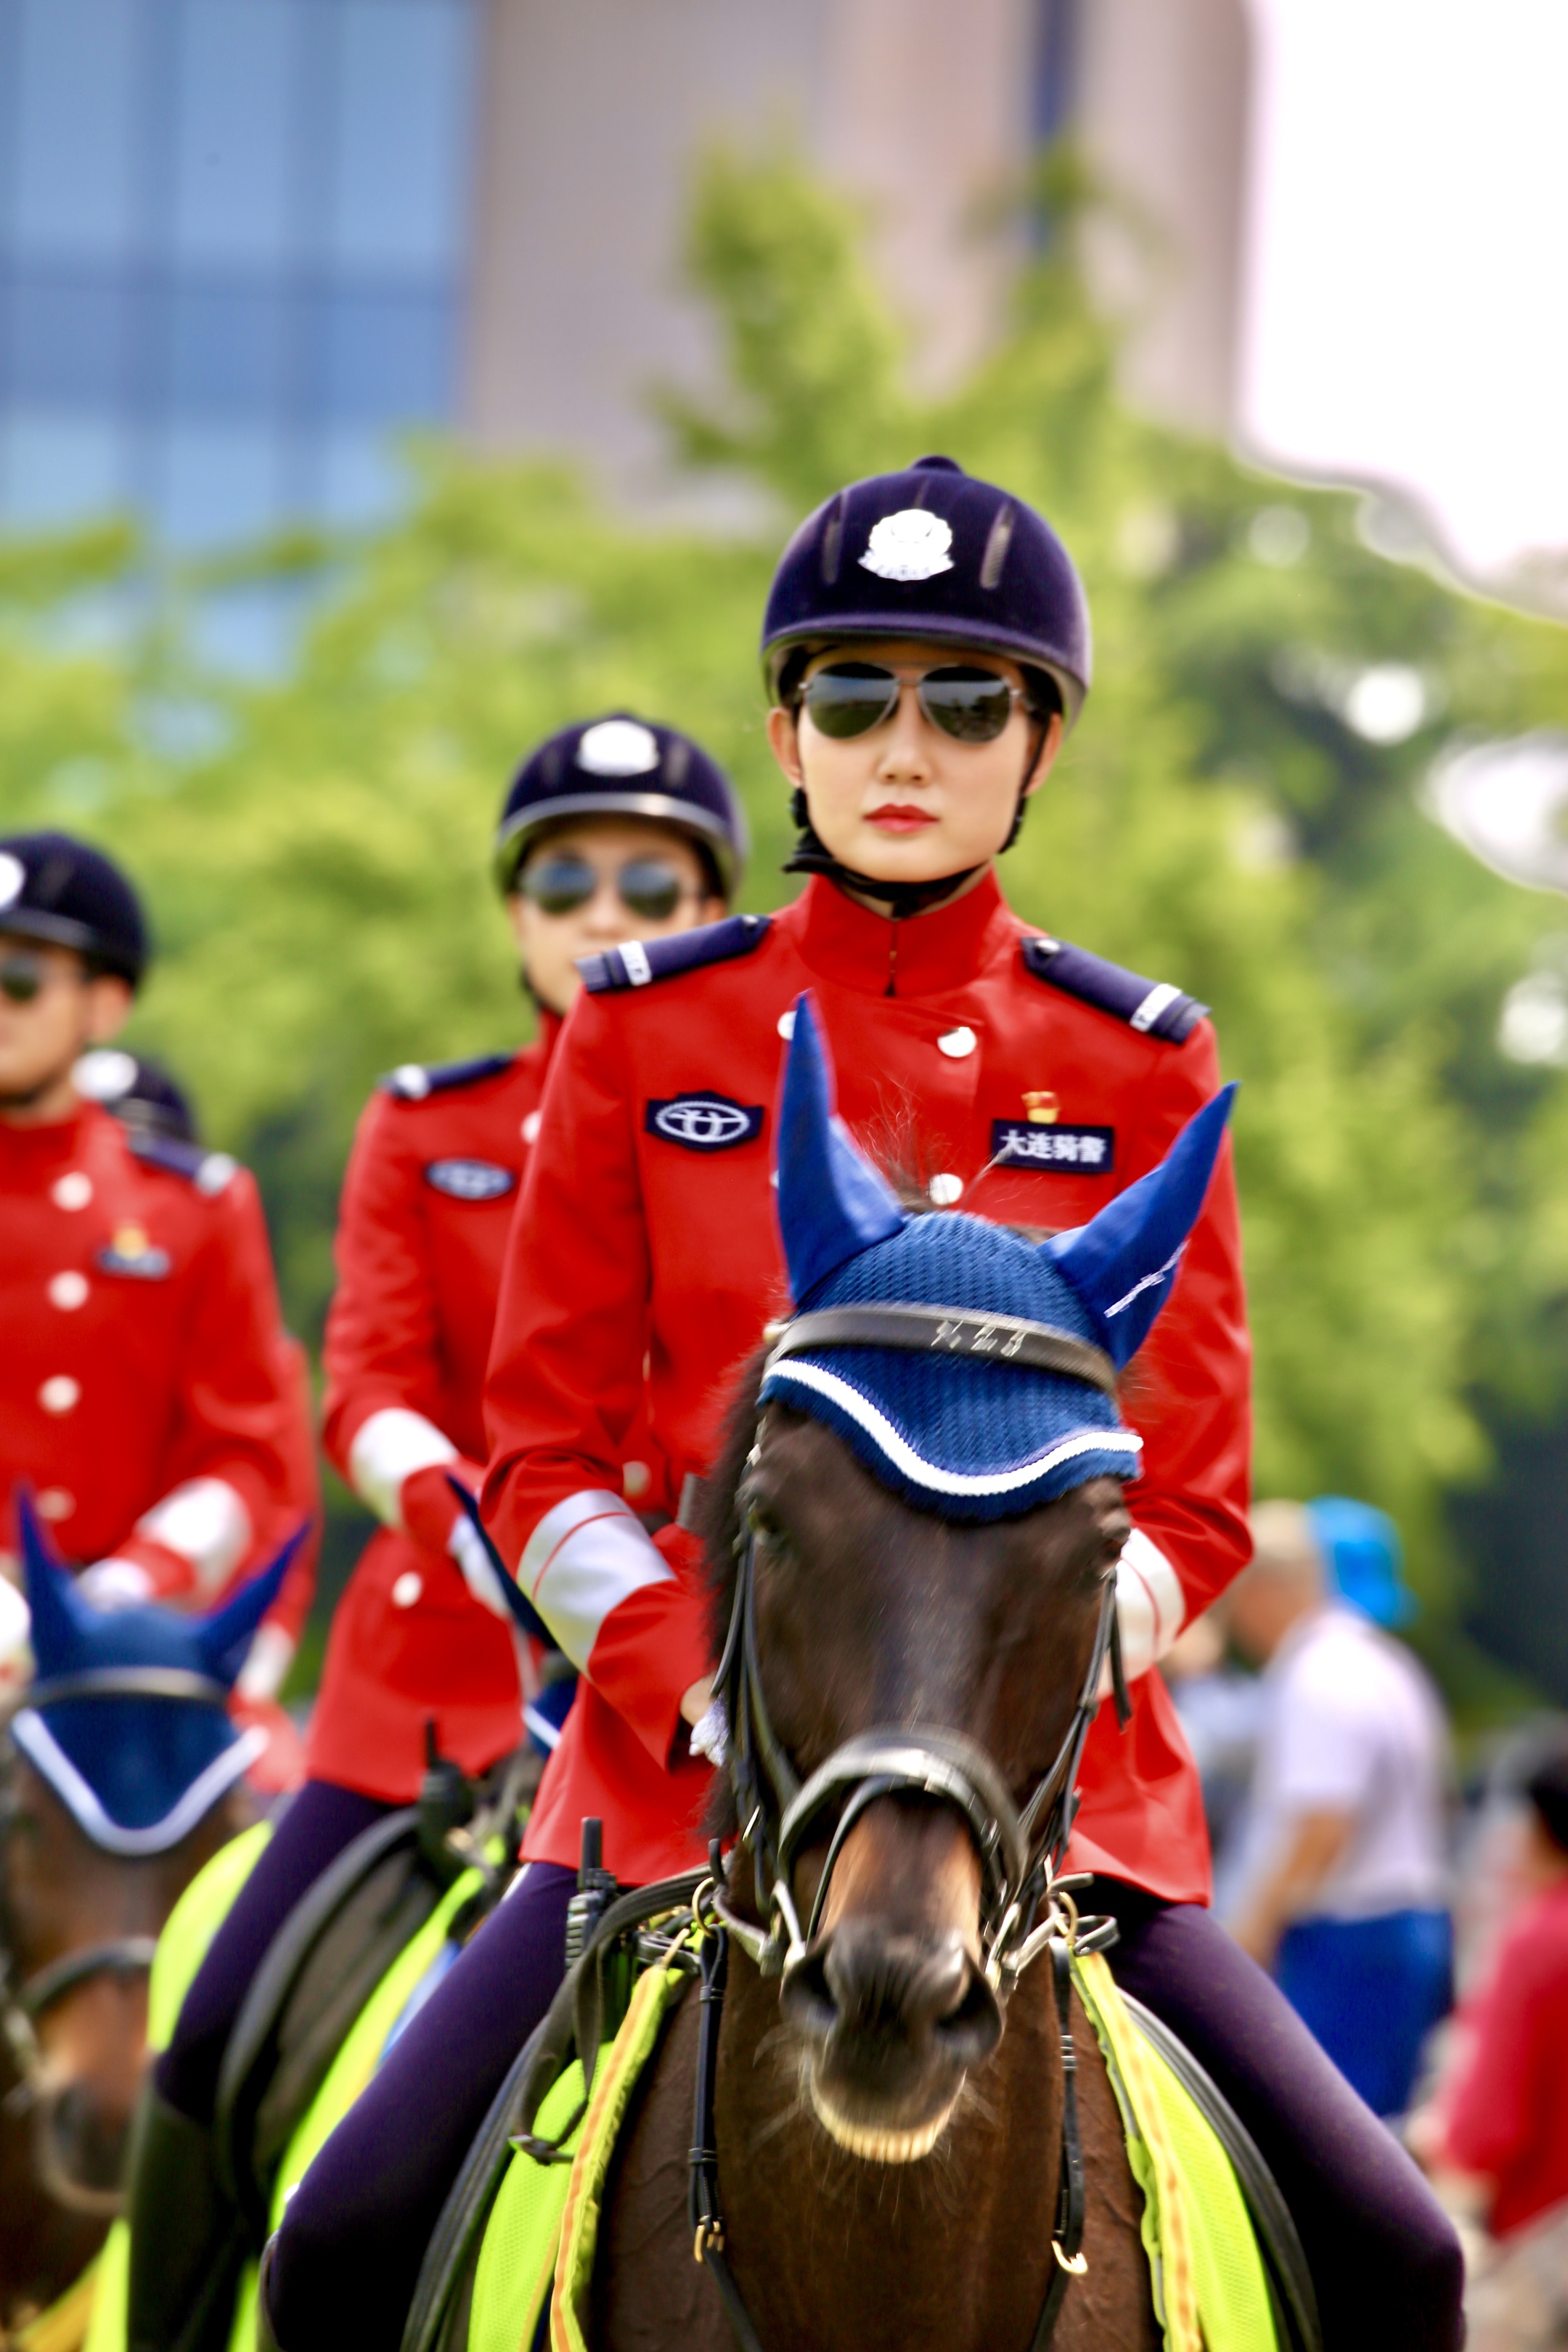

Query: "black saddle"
left=216, top=1746, right=532, bottom=2245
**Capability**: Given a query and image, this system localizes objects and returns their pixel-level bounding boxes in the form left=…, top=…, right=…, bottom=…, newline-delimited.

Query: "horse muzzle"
left=781, top=1916, right=1003, bottom=2161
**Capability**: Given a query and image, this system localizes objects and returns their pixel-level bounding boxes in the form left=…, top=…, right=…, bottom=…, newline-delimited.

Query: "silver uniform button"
left=391, top=1571, right=423, bottom=1608
left=937, top=1026, right=977, bottom=1058
left=777, top=1008, right=796, bottom=1040
left=521, top=1111, right=542, bottom=1145
left=37, top=1488, right=74, bottom=1521
left=39, top=1375, right=82, bottom=1414
left=52, top=1172, right=93, bottom=1211
left=928, top=1174, right=964, bottom=1206
left=49, top=1271, right=89, bottom=1310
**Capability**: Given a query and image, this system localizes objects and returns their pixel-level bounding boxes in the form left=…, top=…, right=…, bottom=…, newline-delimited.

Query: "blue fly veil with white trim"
left=9, top=1492, right=303, bottom=1854
left=761, top=995, right=1235, bottom=1521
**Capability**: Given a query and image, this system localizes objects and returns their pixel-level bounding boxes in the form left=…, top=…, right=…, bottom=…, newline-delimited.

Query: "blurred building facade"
left=0, top=0, right=1249, bottom=547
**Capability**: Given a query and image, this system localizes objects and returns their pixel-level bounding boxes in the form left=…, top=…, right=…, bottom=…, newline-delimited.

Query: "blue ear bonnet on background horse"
left=759, top=994, right=1236, bottom=1520
left=9, top=1495, right=302, bottom=1853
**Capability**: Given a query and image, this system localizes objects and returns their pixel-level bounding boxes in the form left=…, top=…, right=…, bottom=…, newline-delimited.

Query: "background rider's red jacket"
left=483, top=873, right=1251, bottom=1898
left=1440, top=1876, right=1568, bottom=2238
left=313, top=1019, right=671, bottom=1799
left=0, top=1100, right=316, bottom=1616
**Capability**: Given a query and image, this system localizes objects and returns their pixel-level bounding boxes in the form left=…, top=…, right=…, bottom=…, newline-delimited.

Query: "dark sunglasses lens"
left=523, top=856, right=597, bottom=915
left=919, top=668, right=1015, bottom=743
left=617, top=861, right=684, bottom=923
left=0, top=956, right=43, bottom=1005
left=801, top=663, right=899, bottom=740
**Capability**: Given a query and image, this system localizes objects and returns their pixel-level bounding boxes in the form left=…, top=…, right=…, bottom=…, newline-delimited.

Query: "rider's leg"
left=155, top=1779, right=391, bottom=2125
left=266, top=1859, right=576, bottom=2352
left=128, top=1780, right=391, bottom=2352
left=1091, top=1879, right=1463, bottom=2352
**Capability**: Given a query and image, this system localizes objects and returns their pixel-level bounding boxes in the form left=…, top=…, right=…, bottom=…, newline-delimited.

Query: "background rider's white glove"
left=77, top=1556, right=155, bottom=1612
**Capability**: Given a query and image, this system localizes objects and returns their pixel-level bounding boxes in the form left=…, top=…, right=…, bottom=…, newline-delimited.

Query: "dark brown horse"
left=0, top=1736, right=250, bottom=2337
left=586, top=1389, right=1158, bottom=2352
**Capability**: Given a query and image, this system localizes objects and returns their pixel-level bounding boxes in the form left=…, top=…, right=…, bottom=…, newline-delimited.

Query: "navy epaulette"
left=1021, top=935, right=1208, bottom=1044
left=128, top=1130, right=239, bottom=1196
left=383, top=1052, right=518, bottom=1103
left=579, top=912, right=772, bottom=995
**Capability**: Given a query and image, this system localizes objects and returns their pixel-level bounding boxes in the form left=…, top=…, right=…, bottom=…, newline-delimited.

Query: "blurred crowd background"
left=1, top=0, right=1567, bottom=2319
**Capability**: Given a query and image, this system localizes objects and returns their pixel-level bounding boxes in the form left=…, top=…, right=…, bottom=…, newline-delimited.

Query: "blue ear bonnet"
left=762, top=996, right=1234, bottom=1523
left=11, top=1495, right=301, bottom=1854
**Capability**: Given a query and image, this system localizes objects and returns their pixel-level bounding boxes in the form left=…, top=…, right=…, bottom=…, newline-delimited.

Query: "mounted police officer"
left=0, top=832, right=315, bottom=1661
left=125, top=724, right=743, bottom=2352
left=262, top=463, right=1461, bottom=2352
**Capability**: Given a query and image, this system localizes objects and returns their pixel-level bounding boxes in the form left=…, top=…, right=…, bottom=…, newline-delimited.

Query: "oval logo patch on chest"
left=990, top=1120, right=1115, bottom=1173
left=645, top=1094, right=764, bottom=1153
left=423, top=1158, right=518, bottom=1202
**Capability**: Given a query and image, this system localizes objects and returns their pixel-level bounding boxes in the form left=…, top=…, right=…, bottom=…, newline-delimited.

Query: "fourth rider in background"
left=123, top=722, right=743, bottom=2352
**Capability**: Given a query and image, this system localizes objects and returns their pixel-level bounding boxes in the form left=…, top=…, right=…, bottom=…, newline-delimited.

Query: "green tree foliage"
left=4, top=148, right=1567, bottom=1699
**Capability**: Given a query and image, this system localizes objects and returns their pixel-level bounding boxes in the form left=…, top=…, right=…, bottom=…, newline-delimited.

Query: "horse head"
left=706, top=995, right=1233, bottom=2164
left=0, top=1503, right=301, bottom=2257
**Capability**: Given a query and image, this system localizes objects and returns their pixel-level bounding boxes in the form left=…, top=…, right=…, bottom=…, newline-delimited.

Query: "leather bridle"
left=685, top=1301, right=1135, bottom=2351
left=0, top=1667, right=233, bottom=2216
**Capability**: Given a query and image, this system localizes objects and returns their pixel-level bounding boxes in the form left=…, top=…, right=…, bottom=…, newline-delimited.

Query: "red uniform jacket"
left=313, top=1023, right=673, bottom=1800
left=485, top=873, right=1251, bottom=1897
left=0, top=1101, right=316, bottom=1625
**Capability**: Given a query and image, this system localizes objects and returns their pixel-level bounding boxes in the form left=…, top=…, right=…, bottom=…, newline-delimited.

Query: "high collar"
left=790, top=870, right=1016, bottom=1000
left=534, top=1006, right=564, bottom=1063
left=0, top=1098, right=95, bottom=1173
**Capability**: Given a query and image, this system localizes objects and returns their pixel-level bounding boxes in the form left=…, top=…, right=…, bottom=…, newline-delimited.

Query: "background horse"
left=0, top=1502, right=295, bottom=2343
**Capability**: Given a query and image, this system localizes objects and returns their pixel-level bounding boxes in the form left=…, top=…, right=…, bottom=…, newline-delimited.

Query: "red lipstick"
left=867, top=803, right=938, bottom=834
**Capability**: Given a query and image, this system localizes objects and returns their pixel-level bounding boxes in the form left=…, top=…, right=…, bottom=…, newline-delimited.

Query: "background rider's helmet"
left=493, top=714, right=747, bottom=902
left=761, top=454, right=1092, bottom=728
left=0, top=830, right=150, bottom=989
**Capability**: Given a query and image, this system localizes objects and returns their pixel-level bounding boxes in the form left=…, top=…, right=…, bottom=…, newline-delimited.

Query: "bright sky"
left=1241, top=0, right=1568, bottom=581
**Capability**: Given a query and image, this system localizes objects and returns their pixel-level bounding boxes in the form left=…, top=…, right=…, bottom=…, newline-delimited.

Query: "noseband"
left=711, top=1300, right=1130, bottom=1989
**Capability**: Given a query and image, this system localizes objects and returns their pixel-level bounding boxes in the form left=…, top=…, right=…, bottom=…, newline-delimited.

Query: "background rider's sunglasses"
left=0, top=950, right=49, bottom=1005
left=520, top=854, right=696, bottom=923
left=801, top=660, right=1030, bottom=745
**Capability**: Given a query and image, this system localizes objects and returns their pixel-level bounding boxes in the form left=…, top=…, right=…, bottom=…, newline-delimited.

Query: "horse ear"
left=1046, top=1084, right=1237, bottom=1368
left=17, top=1487, right=96, bottom=1675
left=775, top=992, right=905, bottom=1304
left=192, top=1522, right=309, bottom=1688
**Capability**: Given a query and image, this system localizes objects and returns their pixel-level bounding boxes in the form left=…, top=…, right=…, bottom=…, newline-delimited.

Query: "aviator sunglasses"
left=0, top=949, right=51, bottom=1005
left=800, top=659, right=1032, bottom=745
left=519, top=852, right=701, bottom=923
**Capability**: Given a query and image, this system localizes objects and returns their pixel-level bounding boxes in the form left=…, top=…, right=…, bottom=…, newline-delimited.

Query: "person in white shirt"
left=1224, top=1498, right=1453, bottom=2116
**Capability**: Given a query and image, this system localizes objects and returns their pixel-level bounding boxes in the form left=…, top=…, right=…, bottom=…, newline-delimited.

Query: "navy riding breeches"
left=157, top=1777, right=392, bottom=2127
left=1094, top=1879, right=1464, bottom=2352
left=269, top=1859, right=576, bottom=2352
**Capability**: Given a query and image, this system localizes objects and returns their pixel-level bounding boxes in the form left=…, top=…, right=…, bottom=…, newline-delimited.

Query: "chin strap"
left=782, top=794, right=980, bottom=918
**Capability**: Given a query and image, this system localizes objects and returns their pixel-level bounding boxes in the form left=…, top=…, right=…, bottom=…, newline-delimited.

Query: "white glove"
left=77, top=1557, right=155, bottom=1612
left=448, top=1513, right=515, bottom=1622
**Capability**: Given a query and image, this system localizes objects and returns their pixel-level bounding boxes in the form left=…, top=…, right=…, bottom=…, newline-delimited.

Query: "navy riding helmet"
left=0, top=830, right=150, bottom=988
left=493, top=715, right=748, bottom=902
left=761, top=455, right=1093, bottom=729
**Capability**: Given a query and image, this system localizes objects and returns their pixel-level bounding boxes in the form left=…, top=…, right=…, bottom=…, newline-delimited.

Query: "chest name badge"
left=97, top=1225, right=173, bottom=1278
left=991, top=1120, right=1115, bottom=1175
left=646, top=1094, right=764, bottom=1153
left=423, top=1159, right=517, bottom=1202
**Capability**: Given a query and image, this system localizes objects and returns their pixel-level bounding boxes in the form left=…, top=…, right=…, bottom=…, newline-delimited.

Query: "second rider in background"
left=125, top=719, right=742, bottom=2352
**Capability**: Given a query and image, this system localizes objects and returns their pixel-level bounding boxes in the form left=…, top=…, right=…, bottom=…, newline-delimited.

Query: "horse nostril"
left=932, top=1963, right=1003, bottom=2069
left=793, top=1922, right=996, bottom=2055
left=780, top=1943, right=841, bottom=2045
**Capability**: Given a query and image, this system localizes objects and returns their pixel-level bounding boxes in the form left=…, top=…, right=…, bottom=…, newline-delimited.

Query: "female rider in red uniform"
left=266, top=463, right=1462, bottom=2352
left=128, top=719, right=741, bottom=2352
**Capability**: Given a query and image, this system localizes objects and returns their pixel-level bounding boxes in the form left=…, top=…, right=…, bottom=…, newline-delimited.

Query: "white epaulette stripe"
left=1130, top=982, right=1182, bottom=1034
left=520, top=1489, right=672, bottom=1670
left=618, top=940, right=654, bottom=987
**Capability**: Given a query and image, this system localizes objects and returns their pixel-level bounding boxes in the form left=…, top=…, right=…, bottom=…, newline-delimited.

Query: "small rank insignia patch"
left=645, top=1094, right=765, bottom=1153
left=991, top=1120, right=1114, bottom=1174
left=98, top=1225, right=173, bottom=1277
left=423, top=1159, right=517, bottom=1202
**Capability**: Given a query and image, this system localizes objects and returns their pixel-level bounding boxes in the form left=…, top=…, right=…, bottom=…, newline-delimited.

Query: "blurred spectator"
left=1163, top=1607, right=1265, bottom=1912
left=1421, top=1744, right=1568, bottom=2241
left=1223, top=1499, right=1452, bottom=2116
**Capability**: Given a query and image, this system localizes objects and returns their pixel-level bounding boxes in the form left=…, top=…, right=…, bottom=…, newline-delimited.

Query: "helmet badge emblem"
left=0, top=851, right=24, bottom=908
left=859, top=509, right=955, bottom=584
left=576, top=718, right=661, bottom=777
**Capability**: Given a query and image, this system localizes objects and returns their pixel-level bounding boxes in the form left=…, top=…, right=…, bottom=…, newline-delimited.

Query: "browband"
left=763, top=1305, right=1116, bottom=1399
left=26, top=1667, right=232, bottom=1710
